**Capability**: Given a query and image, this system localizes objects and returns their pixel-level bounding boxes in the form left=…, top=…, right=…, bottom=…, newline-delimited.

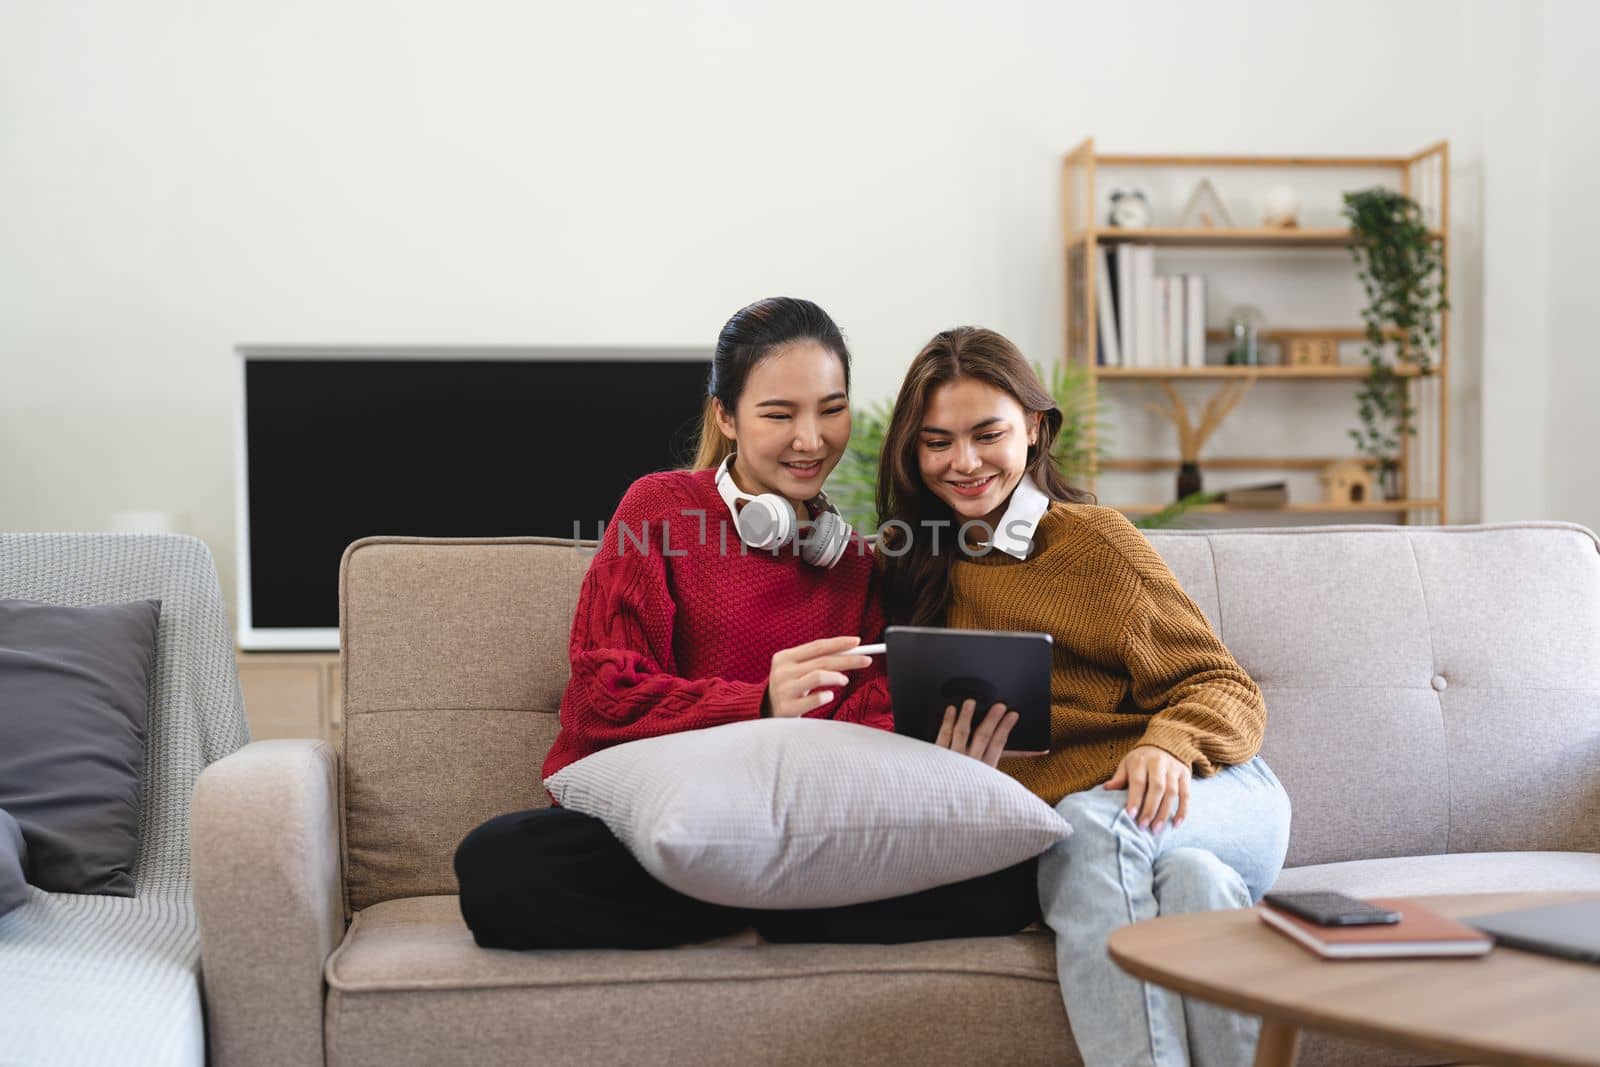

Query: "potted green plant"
left=1341, top=187, right=1448, bottom=499
left=825, top=396, right=895, bottom=535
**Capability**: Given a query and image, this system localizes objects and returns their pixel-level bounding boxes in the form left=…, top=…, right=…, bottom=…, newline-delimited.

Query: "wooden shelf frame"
left=1092, top=153, right=1420, bottom=169
left=1061, top=138, right=1450, bottom=524
left=1116, top=499, right=1442, bottom=518
left=1096, top=365, right=1427, bottom=380
left=1089, top=227, right=1444, bottom=249
left=1103, top=456, right=1385, bottom=472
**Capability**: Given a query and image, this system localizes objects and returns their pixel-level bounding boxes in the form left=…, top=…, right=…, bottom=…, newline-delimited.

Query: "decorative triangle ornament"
left=1178, top=179, right=1233, bottom=229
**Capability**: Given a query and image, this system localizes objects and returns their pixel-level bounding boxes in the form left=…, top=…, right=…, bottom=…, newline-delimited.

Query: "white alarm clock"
left=1107, top=189, right=1151, bottom=229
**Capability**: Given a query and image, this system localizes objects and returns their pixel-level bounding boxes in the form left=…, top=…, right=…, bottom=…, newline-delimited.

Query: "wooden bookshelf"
left=1062, top=138, right=1450, bottom=524
left=1117, top=499, right=1443, bottom=518
left=1092, top=153, right=1431, bottom=169
left=1096, top=365, right=1424, bottom=380
left=1087, top=226, right=1443, bottom=249
left=1103, top=456, right=1373, bottom=472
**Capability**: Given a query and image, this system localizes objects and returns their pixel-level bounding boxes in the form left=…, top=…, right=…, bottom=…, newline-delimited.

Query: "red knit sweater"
left=542, top=467, right=892, bottom=782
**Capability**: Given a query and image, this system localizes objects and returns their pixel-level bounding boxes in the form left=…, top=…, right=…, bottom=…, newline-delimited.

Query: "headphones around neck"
left=714, top=454, right=853, bottom=569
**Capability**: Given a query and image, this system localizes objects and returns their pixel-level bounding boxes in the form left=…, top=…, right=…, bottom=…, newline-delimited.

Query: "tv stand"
left=235, top=650, right=341, bottom=744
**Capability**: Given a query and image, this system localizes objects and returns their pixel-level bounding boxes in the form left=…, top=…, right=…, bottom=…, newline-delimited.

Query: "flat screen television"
left=234, top=347, right=711, bottom=650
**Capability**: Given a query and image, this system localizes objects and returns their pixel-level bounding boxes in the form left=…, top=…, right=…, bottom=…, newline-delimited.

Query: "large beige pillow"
left=543, top=718, right=1071, bottom=909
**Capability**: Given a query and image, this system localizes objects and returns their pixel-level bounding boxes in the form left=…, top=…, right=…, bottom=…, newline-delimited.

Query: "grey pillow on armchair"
left=0, top=808, right=29, bottom=915
left=0, top=598, right=161, bottom=896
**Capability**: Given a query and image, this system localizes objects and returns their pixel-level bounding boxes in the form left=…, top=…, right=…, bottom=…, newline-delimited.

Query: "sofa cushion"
left=1146, top=522, right=1600, bottom=867
left=1272, top=851, right=1600, bottom=896
left=545, top=718, right=1072, bottom=908
left=325, top=895, right=1445, bottom=1067
left=0, top=597, right=161, bottom=895
left=340, top=537, right=589, bottom=912
left=325, top=894, right=1076, bottom=1067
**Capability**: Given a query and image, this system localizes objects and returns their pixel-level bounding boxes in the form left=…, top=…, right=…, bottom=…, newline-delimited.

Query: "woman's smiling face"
left=916, top=377, right=1039, bottom=531
left=714, top=340, right=852, bottom=506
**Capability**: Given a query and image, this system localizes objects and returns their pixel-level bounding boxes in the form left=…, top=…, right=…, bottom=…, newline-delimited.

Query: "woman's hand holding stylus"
left=763, top=636, right=875, bottom=718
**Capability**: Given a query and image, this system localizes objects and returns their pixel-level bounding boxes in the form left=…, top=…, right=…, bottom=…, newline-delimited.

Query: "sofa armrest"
left=193, top=739, right=343, bottom=1067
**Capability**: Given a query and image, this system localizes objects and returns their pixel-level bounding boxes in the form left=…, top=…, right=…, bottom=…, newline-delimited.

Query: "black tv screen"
left=239, top=352, right=710, bottom=646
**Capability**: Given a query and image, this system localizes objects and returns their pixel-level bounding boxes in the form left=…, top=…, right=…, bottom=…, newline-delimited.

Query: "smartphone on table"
left=1263, top=891, right=1402, bottom=927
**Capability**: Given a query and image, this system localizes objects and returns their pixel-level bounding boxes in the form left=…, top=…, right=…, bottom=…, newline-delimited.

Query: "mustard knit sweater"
left=949, top=503, right=1266, bottom=804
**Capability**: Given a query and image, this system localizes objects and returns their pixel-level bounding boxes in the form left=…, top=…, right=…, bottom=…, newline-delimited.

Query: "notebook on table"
left=1259, top=897, right=1494, bottom=959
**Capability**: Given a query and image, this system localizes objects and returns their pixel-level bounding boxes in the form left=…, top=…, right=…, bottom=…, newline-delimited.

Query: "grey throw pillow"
left=0, top=808, right=28, bottom=915
left=0, top=598, right=161, bottom=896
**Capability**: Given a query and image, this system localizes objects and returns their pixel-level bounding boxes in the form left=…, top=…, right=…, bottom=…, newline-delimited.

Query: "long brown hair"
left=877, top=326, right=1095, bottom=626
left=690, top=297, right=853, bottom=470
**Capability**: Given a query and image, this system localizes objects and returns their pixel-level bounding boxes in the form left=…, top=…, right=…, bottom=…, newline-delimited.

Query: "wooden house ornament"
left=1319, top=459, right=1373, bottom=504
left=1285, top=335, right=1340, bottom=367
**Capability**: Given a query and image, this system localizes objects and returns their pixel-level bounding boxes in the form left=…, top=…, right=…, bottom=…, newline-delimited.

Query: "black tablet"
left=884, top=625, right=1053, bottom=753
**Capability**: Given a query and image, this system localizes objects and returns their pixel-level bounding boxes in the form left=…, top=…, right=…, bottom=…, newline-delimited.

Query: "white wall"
left=1478, top=0, right=1550, bottom=524
left=1478, top=0, right=1600, bottom=531
left=2, top=0, right=1595, bottom=612
left=1540, top=0, right=1600, bottom=529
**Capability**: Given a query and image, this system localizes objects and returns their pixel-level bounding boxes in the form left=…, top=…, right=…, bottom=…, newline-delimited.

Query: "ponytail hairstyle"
left=690, top=297, right=853, bottom=470
left=876, top=326, right=1096, bottom=626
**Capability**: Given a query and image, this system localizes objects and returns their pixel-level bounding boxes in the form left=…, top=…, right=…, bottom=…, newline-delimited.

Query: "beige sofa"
left=192, top=522, right=1600, bottom=1067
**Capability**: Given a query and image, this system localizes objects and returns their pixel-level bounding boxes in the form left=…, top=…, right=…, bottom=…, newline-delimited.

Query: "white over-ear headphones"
left=714, top=454, right=853, bottom=569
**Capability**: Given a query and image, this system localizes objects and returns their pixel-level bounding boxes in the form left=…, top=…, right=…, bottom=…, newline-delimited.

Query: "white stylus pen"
left=855, top=643, right=887, bottom=657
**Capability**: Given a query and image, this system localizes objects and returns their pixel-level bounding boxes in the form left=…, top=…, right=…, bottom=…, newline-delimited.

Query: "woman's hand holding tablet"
left=934, top=698, right=1019, bottom=767
left=884, top=626, right=1054, bottom=754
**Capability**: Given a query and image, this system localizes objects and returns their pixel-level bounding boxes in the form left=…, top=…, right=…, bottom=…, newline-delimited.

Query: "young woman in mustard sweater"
left=876, top=326, right=1292, bottom=1067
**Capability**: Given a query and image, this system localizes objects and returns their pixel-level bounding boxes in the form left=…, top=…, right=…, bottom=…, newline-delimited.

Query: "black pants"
left=454, top=806, right=1042, bottom=950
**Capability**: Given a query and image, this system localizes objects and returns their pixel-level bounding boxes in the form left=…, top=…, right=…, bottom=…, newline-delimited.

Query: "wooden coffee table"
left=1106, top=892, right=1600, bottom=1067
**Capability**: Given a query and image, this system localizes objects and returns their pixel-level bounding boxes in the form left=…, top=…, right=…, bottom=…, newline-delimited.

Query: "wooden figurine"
left=1319, top=459, right=1373, bottom=504
left=1285, top=336, right=1340, bottom=367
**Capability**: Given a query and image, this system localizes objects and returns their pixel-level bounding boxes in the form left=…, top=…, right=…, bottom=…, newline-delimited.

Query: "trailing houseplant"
left=826, top=359, right=1215, bottom=533
left=1341, top=188, right=1448, bottom=498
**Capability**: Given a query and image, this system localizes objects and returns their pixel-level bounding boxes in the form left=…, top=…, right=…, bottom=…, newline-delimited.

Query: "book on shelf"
left=1158, top=278, right=1171, bottom=369
left=1097, top=248, right=1207, bottom=370
left=1158, top=275, right=1171, bottom=367
left=1183, top=274, right=1206, bottom=368
left=1219, top=481, right=1289, bottom=508
left=1116, top=245, right=1137, bottom=368
left=1259, top=898, right=1493, bottom=959
left=1135, top=246, right=1155, bottom=368
left=1096, top=247, right=1121, bottom=366
left=1162, top=276, right=1184, bottom=368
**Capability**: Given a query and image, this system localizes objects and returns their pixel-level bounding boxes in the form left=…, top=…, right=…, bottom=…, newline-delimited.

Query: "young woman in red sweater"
left=454, top=298, right=1031, bottom=950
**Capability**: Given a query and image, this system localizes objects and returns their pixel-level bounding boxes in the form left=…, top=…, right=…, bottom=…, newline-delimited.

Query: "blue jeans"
left=1038, top=757, right=1291, bottom=1067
